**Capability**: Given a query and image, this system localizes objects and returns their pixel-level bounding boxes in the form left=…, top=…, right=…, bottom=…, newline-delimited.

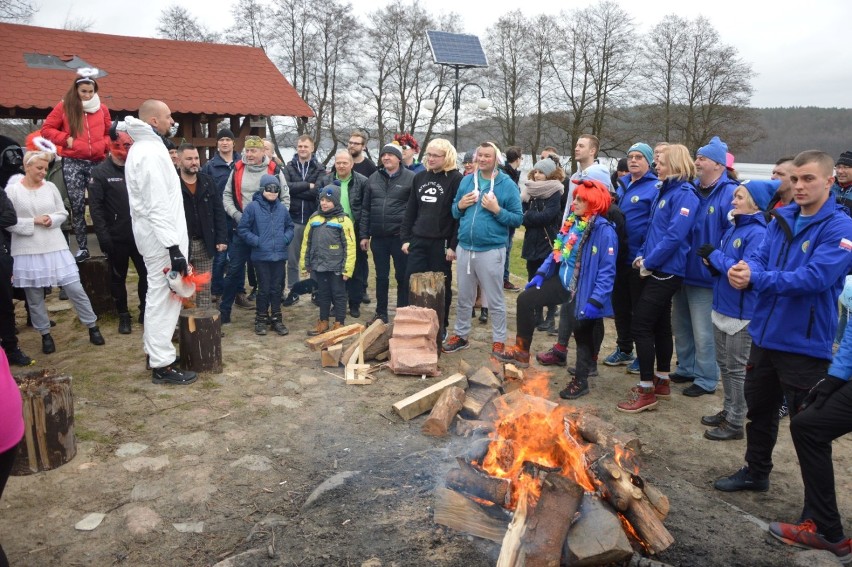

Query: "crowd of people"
left=0, top=69, right=851, bottom=562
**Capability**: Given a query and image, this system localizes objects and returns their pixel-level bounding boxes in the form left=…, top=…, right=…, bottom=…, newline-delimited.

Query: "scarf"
left=319, top=204, right=344, bottom=219
left=82, top=93, right=101, bottom=113
left=521, top=179, right=563, bottom=203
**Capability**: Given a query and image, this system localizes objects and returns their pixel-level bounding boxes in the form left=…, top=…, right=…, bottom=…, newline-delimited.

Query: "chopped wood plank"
left=391, top=373, right=468, bottom=421
left=321, top=344, right=343, bottom=367
left=305, top=323, right=365, bottom=351
left=468, top=367, right=502, bottom=390
left=341, top=319, right=387, bottom=364
left=461, top=385, right=499, bottom=420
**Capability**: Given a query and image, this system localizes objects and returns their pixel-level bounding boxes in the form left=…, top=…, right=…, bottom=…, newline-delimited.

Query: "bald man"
left=125, top=100, right=196, bottom=385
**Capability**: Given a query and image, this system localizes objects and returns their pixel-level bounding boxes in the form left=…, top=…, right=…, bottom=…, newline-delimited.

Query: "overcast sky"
left=27, top=0, right=852, bottom=108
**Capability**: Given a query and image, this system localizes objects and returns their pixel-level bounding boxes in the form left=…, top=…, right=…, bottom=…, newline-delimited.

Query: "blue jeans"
left=672, top=284, right=719, bottom=391
left=211, top=249, right=228, bottom=296
left=220, top=233, right=251, bottom=315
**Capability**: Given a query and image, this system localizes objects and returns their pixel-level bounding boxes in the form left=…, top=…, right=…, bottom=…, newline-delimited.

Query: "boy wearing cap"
left=237, top=174, right=294, bottom=336
left=302, top=185, right=356, bottom=335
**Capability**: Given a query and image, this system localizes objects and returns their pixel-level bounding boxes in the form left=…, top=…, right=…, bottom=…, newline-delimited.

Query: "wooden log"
left=445, top=459, right=511, bottom=507
left=321, top=344, right=343, bottom=368
left=408, top=271, right=446, bottom=354
left=375, top=350, right=389, bottom=361
left=433, top=487, right=508, bottom=543
left=461, top=384, right=499, bottom=420
left=563, top=493, right=633, bottom=566
left=77, top=255, right=116, bottom=316
left=480, top=391, right=558, bottom=423
left=454, top=417, right=495, bottom=438
left=524, top=473, right=585, bottom=567
left=504, top=363, right=524, bottom=381
left=363, top=324, right=393, bottom=360
left=637, top=478, right=670, bottom=520
left=570, top=413, right=642, bottom=454
left=496, top=486, right=530, bottom=567
left=340, top=319, right=387, bottom=365
left=459, top=359, right=474, bottom=378
left=391, top=373, right=468, bottom=420
left=488, top=357, right=505, bottom=379
left=468, top=367, right=502, bottom=390
left=305, top=323, right=365, bottom=351
left=422, top=386, right=466, bottom=437
left=12, top=369, right=76, bottom=475
left=178, top=308, right=223, bottom=374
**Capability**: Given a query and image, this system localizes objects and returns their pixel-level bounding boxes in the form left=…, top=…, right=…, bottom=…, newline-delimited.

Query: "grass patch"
left=509, top=227, right=528, bottom=282
left=76, top=427, right=113, bottom=444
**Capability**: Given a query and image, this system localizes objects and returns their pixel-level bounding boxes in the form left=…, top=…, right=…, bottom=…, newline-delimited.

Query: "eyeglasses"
left=263, top=184, right=279, bottom=193
left=627, top=154, right=645, bottom=161
left=424, top=152, right=445, bottom=159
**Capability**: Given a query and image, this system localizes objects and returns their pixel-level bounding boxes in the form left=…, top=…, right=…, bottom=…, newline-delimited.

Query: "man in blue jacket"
left=670, top=136, right=739, bottom=397
left=715, top=150, right=852, bottom=496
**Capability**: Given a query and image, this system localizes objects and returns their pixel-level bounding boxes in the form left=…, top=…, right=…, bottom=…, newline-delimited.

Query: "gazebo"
left=0, top=23, right=314, bottom=160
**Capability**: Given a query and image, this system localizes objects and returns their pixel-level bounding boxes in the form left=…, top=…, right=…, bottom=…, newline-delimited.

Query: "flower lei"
left=552, top=212, right=589, bottom=262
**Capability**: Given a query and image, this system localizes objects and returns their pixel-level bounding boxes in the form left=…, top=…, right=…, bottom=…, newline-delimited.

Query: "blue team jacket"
left=637, top=178, right=700, bottom=277
left=706, top=212, right=767, bottom=320
left=684, top=172, right=739, bottom=287
left=617, top=171, right=658, bottom=266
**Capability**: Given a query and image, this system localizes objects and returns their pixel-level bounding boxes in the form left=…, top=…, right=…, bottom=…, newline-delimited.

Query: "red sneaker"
left=617, top=386, right=658, bottom=413
left=491, top=342, right=506, bottom=358
left=536, top=346, right=567, bottom=366
left=442, top=335, right=469, bottom=353
left=492, top=344, right=530, bottom=367
left=769, top=520, right=852, bottom=564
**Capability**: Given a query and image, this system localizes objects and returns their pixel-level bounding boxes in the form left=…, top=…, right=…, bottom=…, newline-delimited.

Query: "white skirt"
left=13, top=250, right=81, bottom=288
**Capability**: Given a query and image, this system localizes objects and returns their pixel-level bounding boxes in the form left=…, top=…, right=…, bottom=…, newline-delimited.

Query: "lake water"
left=734, top=163, right=774, bottom=180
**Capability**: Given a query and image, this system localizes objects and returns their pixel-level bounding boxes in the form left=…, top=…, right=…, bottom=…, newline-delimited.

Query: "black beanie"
left=217, top=128, right=235, bottom=141
left=837, top=151, right=852, bottom=167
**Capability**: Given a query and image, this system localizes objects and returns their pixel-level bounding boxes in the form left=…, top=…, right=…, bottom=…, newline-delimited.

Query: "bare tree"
left=224, top=0, right=275, bottom=50
left=484, top=11, right=532, bottom=147
left=639, top=14, right=690, bottom=142
left=156, top=5, right=219, bottom=42
left=0, top=0, right=36, bottom=22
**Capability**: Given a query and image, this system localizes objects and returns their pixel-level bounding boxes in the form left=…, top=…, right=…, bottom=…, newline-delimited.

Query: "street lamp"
left=423, top=81, right=490, bottom=150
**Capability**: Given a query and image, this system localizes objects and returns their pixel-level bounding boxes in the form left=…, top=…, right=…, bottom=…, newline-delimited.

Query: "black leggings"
left=630, top=272, right=682, bottom=381
left=0, top=446, right=16, bottom=567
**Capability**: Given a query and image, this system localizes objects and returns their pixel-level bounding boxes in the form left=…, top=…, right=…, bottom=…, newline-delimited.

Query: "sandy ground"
left=1, top=272, right=851, bottom=567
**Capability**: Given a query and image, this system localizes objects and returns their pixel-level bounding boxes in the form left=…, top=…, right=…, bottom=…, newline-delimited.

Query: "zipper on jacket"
left=806, top=305, right=815, bottom=339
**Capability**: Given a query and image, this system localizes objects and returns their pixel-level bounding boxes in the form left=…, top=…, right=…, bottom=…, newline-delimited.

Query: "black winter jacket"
left=180, top=173, right=228, bottom=258
left=521, top=192, right=562, bottom=262
left=360, top=167, right=416, bottom=239
left=401, top=169, right=462, bottom=250
left=283, top=155, right=325, bottom=224
left=88, top=158, right=135, bottom=251
left=316, top=170, right=369, bottom=236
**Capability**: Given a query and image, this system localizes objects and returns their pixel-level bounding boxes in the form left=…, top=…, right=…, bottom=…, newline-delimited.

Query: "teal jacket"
left=452, top=170, right=523, bottom=252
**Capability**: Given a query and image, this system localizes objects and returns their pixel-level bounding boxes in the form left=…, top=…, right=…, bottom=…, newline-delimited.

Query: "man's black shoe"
left=282, top=293, right=300, bottom=307
left=349, top=305, right=360, bottom=318
left=88, top=326, right=106, bottom=346
left=669, top=372, right=694, bottom=383
left=42, top=333, right=55, bottom=354
left=152, top=365, right=197, bottom=385
left=118, top=312, right=132, bottom=335
left=6, top=347, right=34, bottom=366
left=714, top=466, right=769, bottom=492
left=701, top=410, right=727, bottom=426
left=683, top=384, right=715, bottom=397
left=704, top=421, right=744, bottom=441
left=361, top=294, right=372, bottom=305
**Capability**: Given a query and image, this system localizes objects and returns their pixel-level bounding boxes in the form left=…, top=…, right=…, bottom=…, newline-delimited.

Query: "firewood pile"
left=392, top=359, right=674, bottom=566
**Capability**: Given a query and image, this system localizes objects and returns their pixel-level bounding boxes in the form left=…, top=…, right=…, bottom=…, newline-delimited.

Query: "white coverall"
left=124, top=117, right=188, bottom=368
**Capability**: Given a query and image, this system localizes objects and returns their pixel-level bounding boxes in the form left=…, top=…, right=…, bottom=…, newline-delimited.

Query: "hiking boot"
left=491, top=342, right=507, bottom=359
left=442, top=335, right=469, bottom=353
left=536, top=345, right=567, bottom=366
left=559, top=378, right=589, bottom=400
left=75, top=249, right=90, bottom=263
left=537, top=316, right=556, bottom=334
left=503, top=280, right=520, bottom=291
left=88, top=326, right=105, bottom=346
left=683, top=383, right=715, bottom=397
left=235, top=293, right=253, bottom=309
left=704, top=421, right=744, bottom=441
left=42, top=333, right=56, bottom=354
left=332, top=321, right=343, bottom=331
left=152, top=365, right=197, bottom=385
left=270, top=314, right=289, bottom=336
left=282, top=292, right=300, bottom=307
left=479, top=307, right=489, bottom=324
left=617, top=386, right=658, bottom=413
left=654, top=377, right=671, bottom=398
left=701, top=410, right=728, bottom=426
left=255, top=316, right=268, bottom=336
left=626, top=359, right=640, bottom=374
left=769, top=519, right=852, bottom=564
left=308, top=320, right=329, bottom=337
left=604, top=347, right=635, bottom=366
left=349, top=305, right=360, bottom=318
left=6, top=347, right=34, bottom=366
left=568, top=364, right=598, bottom=377
left=714, top=466, right=769, bottom=492
left=492, top=336, right=530, bottom=368
left=118, top=312, right=132, bottom=335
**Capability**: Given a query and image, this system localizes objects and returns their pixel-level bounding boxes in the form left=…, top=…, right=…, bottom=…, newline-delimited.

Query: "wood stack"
left=388, top=306, right=440, bottom=376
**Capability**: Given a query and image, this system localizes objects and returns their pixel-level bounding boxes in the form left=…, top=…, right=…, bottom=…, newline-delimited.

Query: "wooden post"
left=12, top=369, right=76, bottom=475
left=408, top=271, right=446, bottom=353
left=178, top=308, right=223, bottom=374
left=77, top=255, right=116, bottom=316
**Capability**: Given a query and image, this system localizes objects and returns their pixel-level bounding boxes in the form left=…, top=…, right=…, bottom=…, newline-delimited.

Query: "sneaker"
left=282, top=293, right=300, bottom=307
left=536, top=346, right=567, bottom=366
left=491, top=342, right=506, bottom=359
left=311, top=292, right=319, bottom=306
left=479, top=308, right=489, bottom=324
left=714, top=466, right=769, bottom=492
left=559, top=379, right=589, bottom=399
left=537, top=317, right=556, bottom=334
left=668, top=371, right=694, bottom=383
left=778, top=402, right=789, bottom=419
left=255, top=317, right=268, bottom=336
left=6, top=347, right=34, bottom=366
left=704, top=421, right=744, bottom=441
left=152, top=365, right=198, bottom=385
left=235, top=293, right=253, bottom=309
left=568, top=364, right=598, bottom=377
left=491, top=344, right=530, bottom=368
left=75, top=249, right=90, bottom=263
left=88, top=326, right=105, bottom=346
left=701, top=410, right=728, bottom=426
left=603, top=347, right=635, bottom=366
left=683, top=383, right=715, bottom=397
left=442, top=335, right=469, bottom=353
left=626, top=359, right=640, bottom=374
left=503, top=280, right=520, bottom=291
left=41, top=333, right=55, bottom=354
left=769, top=519, right=852, bottom=563
left=617, top=386, right=658, bottom=413
left=118, top=312, right=132, bottom=335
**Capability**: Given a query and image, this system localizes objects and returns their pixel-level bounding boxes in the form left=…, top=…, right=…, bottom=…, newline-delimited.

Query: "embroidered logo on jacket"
left=802, top=240, right=810, bottom=253
left=733, top=238, right=742, bottom=249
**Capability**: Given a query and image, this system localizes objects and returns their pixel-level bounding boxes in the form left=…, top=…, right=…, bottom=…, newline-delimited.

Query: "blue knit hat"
left=697, top=136, right=728, bottom=166
left=741, top=179, right=780, bottom=211
left=260, top=174, right=280, bottom=192
left=627, top=142, right=653, bottom=166
left=579, top=164, right=614, bottom=192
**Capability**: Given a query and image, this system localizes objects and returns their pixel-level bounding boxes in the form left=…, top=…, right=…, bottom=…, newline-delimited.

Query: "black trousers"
left=791, top=381, right=852, bottom=542
left=370, top=236, right=408, bottom=317
left=0, top=445, right=16, bottom=567
left=405, top=237, right=453, bottom=326
left=612, top=265, right=643, bottom=354
left=315, top=270, right=347, bottom=323
left=0, top=255, right=18, bottom=353
left=743, top=345, right=827, bottom=479
left=108, top=239, right=147, bottom=314
left=630, top=272, right=681, bottom=382
left=254, top=260, right=285, bottom=317
left=347, top=248, right=368, bottom=308
left=516, top=277, right=571, bottom=341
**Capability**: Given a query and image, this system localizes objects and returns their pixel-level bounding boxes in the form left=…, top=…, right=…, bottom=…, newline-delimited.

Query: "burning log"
left=454, top=417, right=495, bottom=438
left=563, top=493, right=633, bottom=566
left=480, top=390, right=557, bottom=423
left=445, top=459, right=511, bottom=507
left=591, top=456, right=674, bottom=554
left=422, top=386, right=466, bottom=437
left=523, top=473, right=585, bottom=567
left=433, top=487, right=509, bottom=542
left=570, top=413, right=642, bottom=454
left=461, top=384, right=500, bottom=420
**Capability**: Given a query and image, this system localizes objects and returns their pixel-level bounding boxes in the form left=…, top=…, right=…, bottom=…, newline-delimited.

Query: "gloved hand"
left=801, top=376, right=847, bottom=411
left=526, top=274, right=545, bottom=290
left=696, top=244, right=715, bottom=259
left=168, top=245, right=188, bottom=275
left=581, top=302, right=602, bottom=319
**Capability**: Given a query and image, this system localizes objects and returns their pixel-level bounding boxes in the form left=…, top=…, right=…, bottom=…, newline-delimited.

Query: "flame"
left=614, top=444, right=640, bottom=475
left=618, top=512, right=650, bottom=553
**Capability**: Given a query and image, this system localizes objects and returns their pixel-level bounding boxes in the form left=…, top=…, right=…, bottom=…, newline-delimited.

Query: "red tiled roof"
left=0, top=23, right=314, bottom=118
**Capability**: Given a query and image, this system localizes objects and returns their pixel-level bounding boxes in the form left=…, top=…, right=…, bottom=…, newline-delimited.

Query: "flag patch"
left=680, top=207, right=690, bottom=216
left=840, top=238, right=852, bottom=251
left=607, top=247, right=614, bottom=255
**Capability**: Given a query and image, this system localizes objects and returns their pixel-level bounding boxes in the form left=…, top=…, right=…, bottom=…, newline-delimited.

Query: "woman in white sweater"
left=6, top=149, right=104, bottom=354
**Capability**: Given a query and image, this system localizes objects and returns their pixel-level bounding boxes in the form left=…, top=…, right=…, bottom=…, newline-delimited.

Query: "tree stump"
left=178, top=308, right=223, bottom=374
left=408, top=271, right=446, bottom=354
left=77, top=255, right=116, bottom=316
left=12, top=369, right=76, bottom=475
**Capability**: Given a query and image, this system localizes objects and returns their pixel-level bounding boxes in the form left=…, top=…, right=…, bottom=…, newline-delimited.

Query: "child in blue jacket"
left=237, top=174, right=295, bottom=336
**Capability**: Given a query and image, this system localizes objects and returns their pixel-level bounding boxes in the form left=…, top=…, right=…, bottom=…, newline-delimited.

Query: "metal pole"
left=453, top=66, right=460, bottom=150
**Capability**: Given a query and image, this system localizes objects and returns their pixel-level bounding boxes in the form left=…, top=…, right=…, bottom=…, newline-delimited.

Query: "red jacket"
left=42, top=101, right=111, bottom=161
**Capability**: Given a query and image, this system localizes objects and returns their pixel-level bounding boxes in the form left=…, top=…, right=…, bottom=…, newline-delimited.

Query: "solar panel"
left=426, top=31, right=488, bottom=68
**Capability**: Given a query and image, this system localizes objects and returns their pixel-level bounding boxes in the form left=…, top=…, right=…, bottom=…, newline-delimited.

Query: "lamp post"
left=423, top=72, right=490, bottom=150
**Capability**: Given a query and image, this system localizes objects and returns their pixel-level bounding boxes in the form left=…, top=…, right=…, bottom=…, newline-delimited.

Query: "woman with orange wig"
left=495, top=178, right=617, bottom=399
